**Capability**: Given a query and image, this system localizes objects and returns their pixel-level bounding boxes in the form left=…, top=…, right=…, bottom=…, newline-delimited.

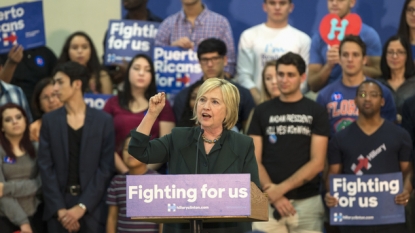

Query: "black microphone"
left=195, top=129, right=204, bottom=174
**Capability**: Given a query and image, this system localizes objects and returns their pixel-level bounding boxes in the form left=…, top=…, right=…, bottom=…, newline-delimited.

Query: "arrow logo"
left=176, top=74, right=190, bottom=84
left=351, top=155, right=371, bottom=175
left=3, top=32, right=18, bottom=46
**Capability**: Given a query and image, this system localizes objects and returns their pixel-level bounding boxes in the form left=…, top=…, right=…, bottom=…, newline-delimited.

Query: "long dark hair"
left=380, top=35, right=415, bottom=79
left=57, top=31, right=104, bottom=93
left=398, top=0, right=413, bottom=40
left=0, top=103, right=35, bottom=159
left=177, top=80, right=204, bottom=127
left=118, top=54, right=157, bottom=110
left=32, top=78, right=54, bottom=118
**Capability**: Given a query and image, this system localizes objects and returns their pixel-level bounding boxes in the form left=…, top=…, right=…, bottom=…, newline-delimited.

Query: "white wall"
left=1, top=0, right=120, bottom=59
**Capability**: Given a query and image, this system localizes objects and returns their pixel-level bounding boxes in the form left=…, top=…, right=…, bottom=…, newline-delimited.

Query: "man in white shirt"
left=236, top=0, right=310, bottom=104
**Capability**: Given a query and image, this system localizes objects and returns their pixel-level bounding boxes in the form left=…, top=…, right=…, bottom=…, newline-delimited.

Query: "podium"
left=126, top=174, right=268, bottom=233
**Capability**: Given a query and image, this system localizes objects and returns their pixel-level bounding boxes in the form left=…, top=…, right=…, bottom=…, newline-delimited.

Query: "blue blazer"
left=37, top=106, right=115, bottom=222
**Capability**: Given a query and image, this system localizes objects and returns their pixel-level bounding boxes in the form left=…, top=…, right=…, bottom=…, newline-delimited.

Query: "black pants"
left=0, top=215, right=42, bottom=233
left=0, top=202, right=46, bottom=233
left=46, top=193, right=105, bottom=233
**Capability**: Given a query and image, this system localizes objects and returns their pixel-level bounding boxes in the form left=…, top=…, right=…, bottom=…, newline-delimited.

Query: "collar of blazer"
left=179, top=127, right=238, bottom=174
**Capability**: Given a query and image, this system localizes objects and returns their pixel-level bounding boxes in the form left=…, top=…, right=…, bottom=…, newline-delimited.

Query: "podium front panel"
left=126, top=174, right=251, bottom=217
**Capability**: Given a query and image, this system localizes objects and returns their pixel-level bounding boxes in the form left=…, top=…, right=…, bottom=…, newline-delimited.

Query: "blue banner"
left=329, top=172, right=405, bottom=226
left=84, top=94, right=113, bottom=110
left=0, top=1, right=45, bottom=54
left=154, top=46, right=202, bottom=100
left=104, top=20, right=159, bottom=65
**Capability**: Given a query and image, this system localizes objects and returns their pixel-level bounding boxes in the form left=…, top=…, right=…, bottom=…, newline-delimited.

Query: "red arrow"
left=177, top=75, right=190, bottom=84
left=4, top=33, right=17, bottom=43
left=353, top=157, right=369, bottom=174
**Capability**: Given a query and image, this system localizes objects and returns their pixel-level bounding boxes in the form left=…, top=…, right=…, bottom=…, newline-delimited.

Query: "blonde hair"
left=261, top=60, right=278, bottom=102
left=192, top=78, right=240, bottom=130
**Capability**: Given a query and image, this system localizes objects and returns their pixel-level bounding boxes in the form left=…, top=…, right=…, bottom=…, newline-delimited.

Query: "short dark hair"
left=32, top=78, right=54, bottom=117
left=53, top=61, right=89, bottom=94
left=398, top=0, right=413, bottom=40
left=275, top=52, right=306, bottom=75
left=339, top=35, right=367, bottom=56
left=380, top=35, right=415, bottom=80
left=197, top=38, right=227, bottom=59
left=356, top=80, right=384, bottom=97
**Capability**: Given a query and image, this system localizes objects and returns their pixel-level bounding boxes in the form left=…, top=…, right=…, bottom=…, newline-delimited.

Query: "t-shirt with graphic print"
left=316, top=77, right=396, bottom=136
left=248, top=97, right=330, bottom=200
left=328, top=121, right=412, bottom=175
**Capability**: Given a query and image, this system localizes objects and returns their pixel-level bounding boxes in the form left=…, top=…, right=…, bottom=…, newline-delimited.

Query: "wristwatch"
left=78, top=203, right=87, bottom=211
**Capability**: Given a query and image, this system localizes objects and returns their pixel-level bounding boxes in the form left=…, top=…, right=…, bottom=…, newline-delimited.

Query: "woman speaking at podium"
left=129, top=78, right=260, bottom=233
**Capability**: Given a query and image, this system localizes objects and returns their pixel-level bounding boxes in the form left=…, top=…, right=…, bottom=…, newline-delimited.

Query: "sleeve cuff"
left=2, top=183, right=12, bottom=196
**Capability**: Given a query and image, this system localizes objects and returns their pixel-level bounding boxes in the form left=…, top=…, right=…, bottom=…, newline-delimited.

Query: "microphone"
left=195, top=128, right=204, bottom=174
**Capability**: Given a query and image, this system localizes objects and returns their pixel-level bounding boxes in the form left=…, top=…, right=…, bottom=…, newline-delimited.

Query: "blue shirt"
left=316, top=77, right=396, bottom=136
left=310, top=23, right=382, bottom=85
left=0, top=81, right=32, bottom=122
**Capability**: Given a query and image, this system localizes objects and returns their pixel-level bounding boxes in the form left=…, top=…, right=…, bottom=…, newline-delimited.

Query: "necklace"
left=202, top=134, right=222, bottom=144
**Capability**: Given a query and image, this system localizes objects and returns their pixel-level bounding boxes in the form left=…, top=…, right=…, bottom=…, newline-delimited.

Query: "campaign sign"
left=154, top=46, right=202, bottom=97
left=84, top=94, right=113, bottom=110
left=319, top=13, right=362, bottom=46
left=126, top=174, right=251, bottom=217
left=0, top=1, right=46, bottom=54
left=104, top=20, right=159, bottom=65
left=329, top=172, right=404, bottom=225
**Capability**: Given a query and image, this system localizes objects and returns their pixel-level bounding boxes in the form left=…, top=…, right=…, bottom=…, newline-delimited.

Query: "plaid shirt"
left=0, top=81, right=33, bottom=122
left=155, top=5, right=236, bottom=75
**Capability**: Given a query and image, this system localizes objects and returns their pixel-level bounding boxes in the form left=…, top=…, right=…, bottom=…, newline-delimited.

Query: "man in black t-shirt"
left=248, top=52, right=330, bottom=232
left=325, top=80, right=412, bottom=233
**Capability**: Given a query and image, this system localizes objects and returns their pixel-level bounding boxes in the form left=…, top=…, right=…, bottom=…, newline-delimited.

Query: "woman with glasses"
left=30, top=78, right=63, bottom=142
left=398, top=0, right=415, bottom=61
left=379, top=35, right=415, bottom=124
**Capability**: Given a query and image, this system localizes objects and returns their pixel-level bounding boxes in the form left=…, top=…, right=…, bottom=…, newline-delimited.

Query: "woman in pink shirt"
left=104, top=54, right=175, bottom=173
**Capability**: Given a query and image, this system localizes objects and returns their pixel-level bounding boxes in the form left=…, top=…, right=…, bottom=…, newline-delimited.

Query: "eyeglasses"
left=386, top=50, right=406, bottom=57
left=199, top=56, right=223, bottom=65
left=40, top=93, right=58, bottom=102
left=407, top=7, right=415, bottom=15
left=357, top=92, right=382, bottom=98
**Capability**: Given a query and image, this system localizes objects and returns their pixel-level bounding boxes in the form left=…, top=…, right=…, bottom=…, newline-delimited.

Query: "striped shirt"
left=0, top=81, right=33, bottom=122
left=155, top=4, right=236, bottom=75
left=107, top=170, right=159, bottom=233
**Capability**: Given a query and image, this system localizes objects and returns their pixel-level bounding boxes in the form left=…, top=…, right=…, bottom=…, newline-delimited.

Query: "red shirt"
left=103, top=96, right=175, bottom=152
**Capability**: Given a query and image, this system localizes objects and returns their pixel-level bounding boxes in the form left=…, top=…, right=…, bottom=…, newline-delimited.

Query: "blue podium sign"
left=329, top=172, right=405, bottom=225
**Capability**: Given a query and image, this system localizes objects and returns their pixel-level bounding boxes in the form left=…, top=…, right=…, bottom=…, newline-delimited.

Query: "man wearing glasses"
left=316, top=35, right=396, bottom=136
left=172, top=38, right=255, bottom=131
left=325, top=80, right=412, bottom=233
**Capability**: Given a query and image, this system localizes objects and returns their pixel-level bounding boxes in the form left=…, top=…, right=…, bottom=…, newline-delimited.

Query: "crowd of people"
left=0, top=0, right=415, bottom=233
